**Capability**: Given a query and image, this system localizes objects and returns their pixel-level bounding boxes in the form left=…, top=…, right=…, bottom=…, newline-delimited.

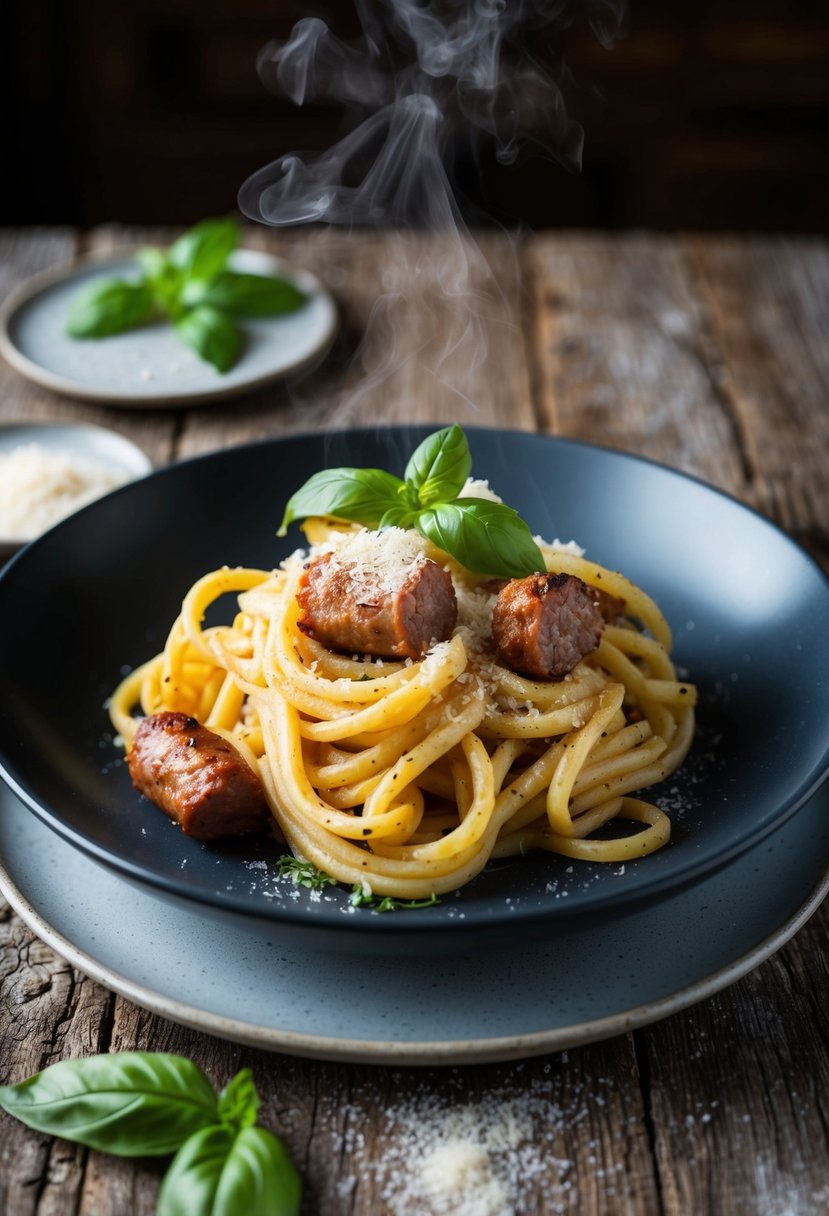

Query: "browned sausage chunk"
left=592, top=586, right=627, bottom=623
left=296, top=552, right=457, bottom=660
left=128, top=712, right=268, bottom=840
left=491, top=572, right=605, bottom=680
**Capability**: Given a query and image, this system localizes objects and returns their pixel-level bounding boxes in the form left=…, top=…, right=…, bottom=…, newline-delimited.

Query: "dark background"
left=3, top=0, right=829, bottom=232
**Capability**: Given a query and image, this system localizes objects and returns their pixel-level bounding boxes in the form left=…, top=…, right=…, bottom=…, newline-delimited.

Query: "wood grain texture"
left=0, top=226, right=827, bottom=1216
left=526, top=231, right=748, bottom=492
left=640, top=901, right=829, bottom=1216
left=685, top=235, right=829, bottom=566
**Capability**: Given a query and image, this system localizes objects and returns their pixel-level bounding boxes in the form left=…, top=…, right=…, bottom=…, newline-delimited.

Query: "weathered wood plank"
left=82, top=997, right=662, bottom=1216
left=525, top=231, right=749, bottom=493
left=685, top=235, right=829, bottom=565
left=0, top=903, right=113, bottom=1216
left=640, top=899, right=829, bottom=1216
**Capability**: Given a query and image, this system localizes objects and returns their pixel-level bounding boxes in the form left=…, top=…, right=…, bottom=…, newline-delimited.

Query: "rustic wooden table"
left=1, top=226, right=827, bottom=1215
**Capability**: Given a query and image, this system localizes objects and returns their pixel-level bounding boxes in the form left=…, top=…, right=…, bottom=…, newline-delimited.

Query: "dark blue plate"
left=0, top=427, right=827, bottom=946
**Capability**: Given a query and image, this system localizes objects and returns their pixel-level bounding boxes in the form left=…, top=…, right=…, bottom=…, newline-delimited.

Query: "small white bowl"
left=0, top=421, right=152, bottom=562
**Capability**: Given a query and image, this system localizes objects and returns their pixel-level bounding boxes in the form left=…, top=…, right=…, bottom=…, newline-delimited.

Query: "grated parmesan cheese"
left=320, top=527, right=429, bottom=593
left=458, top=477, right=503, bottom=504
left=417, top=1140, right=508, bottom=1215
left=328, top=1077, right=585, bottom=1216
left=452, top=580, right=498, bottom=654
left=0, top=443, right=128, bottom=541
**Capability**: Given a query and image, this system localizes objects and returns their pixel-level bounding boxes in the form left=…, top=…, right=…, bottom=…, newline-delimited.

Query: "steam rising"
left=240, top=0, right=624, bottom=228
left=239, top=1, right=624, bottom=427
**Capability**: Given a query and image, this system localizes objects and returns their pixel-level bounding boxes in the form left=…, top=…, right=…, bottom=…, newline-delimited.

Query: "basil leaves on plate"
left=66, top=218, right=306, bottom=374
left=278, top=424, right=545, bottom=579
left=0, top=1052, right=301, bottom=1216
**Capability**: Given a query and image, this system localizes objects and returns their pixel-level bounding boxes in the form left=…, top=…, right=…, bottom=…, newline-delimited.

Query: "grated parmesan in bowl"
left=0, top=421, right=151, bottom=559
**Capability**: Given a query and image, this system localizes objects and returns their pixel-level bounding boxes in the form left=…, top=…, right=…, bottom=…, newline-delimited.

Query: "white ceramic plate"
left=0, top=249, right=338, bottom=407
left=1, top=778, right=826, bottom=1064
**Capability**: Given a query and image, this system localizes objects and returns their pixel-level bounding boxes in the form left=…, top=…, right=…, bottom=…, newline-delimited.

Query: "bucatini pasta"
left=110, top=511, right=696, bottom=898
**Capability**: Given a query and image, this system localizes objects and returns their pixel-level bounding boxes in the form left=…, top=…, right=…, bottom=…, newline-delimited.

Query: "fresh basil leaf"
left=377, top=504, right=418, bottom=530
left=183, top=271, right=306, bottom=318
left=136, top=246, right=168, bottom=280
left=66, top=277, right=154, bottom=338
left=167, top=218, right=239, bottom=280
left=158, top=1125, right=302, bottom=1216
left=0, top=1052, right=218, bottom=1157
left=415, top=498, right=545, bottom=578
left=157, top=1126, right=236, bottom=1216
left=404, top=425, right=472, bottom=507
left=214, top=1127, right=301, bottom=1216
left=217, top=1069, right=259, bottom=1132
left=175, top=306, right=243, bottom=374
left=278, top=468, right=403, bottom=536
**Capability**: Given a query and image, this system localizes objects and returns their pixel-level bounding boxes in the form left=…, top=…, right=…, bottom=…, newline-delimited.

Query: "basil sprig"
left=0, top=1052, right=301, bottom=1216
left=66, top=218, right=306, bottom=374
left=278, top=425, right=545, bottom=579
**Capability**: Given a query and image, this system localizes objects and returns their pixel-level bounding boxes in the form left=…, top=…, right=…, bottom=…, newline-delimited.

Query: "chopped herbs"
left=276, top=855, right=338, bottom=891
left=349, top=885, right=439, bottom=912
left=276, top=855, right=439, bottom=911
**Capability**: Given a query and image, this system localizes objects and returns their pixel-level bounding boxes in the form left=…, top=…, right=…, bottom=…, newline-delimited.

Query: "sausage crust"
left=296, top=552, right=457, bottom=660
left=128, top=712, right=268, bottom=840
left=491, top=572, right=605, bottom=680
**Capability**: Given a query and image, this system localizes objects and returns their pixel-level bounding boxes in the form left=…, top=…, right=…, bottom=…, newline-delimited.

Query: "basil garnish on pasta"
left=278, top=425, right=545, bottom=579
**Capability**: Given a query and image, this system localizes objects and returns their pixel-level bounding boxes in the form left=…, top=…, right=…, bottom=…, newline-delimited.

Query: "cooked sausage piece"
left=592, top=586, right=627, bottom=623
left=296, top=552, right=457, bottom=660
left=491, top=572, right=605, bottom=680
left=128, top=712, right=268, bottom=840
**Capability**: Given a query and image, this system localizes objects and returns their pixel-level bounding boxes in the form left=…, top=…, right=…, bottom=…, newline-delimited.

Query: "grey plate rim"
left=1, top=788, right=826, bottom=1066
left=0, top=246, right=339, bottom=407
